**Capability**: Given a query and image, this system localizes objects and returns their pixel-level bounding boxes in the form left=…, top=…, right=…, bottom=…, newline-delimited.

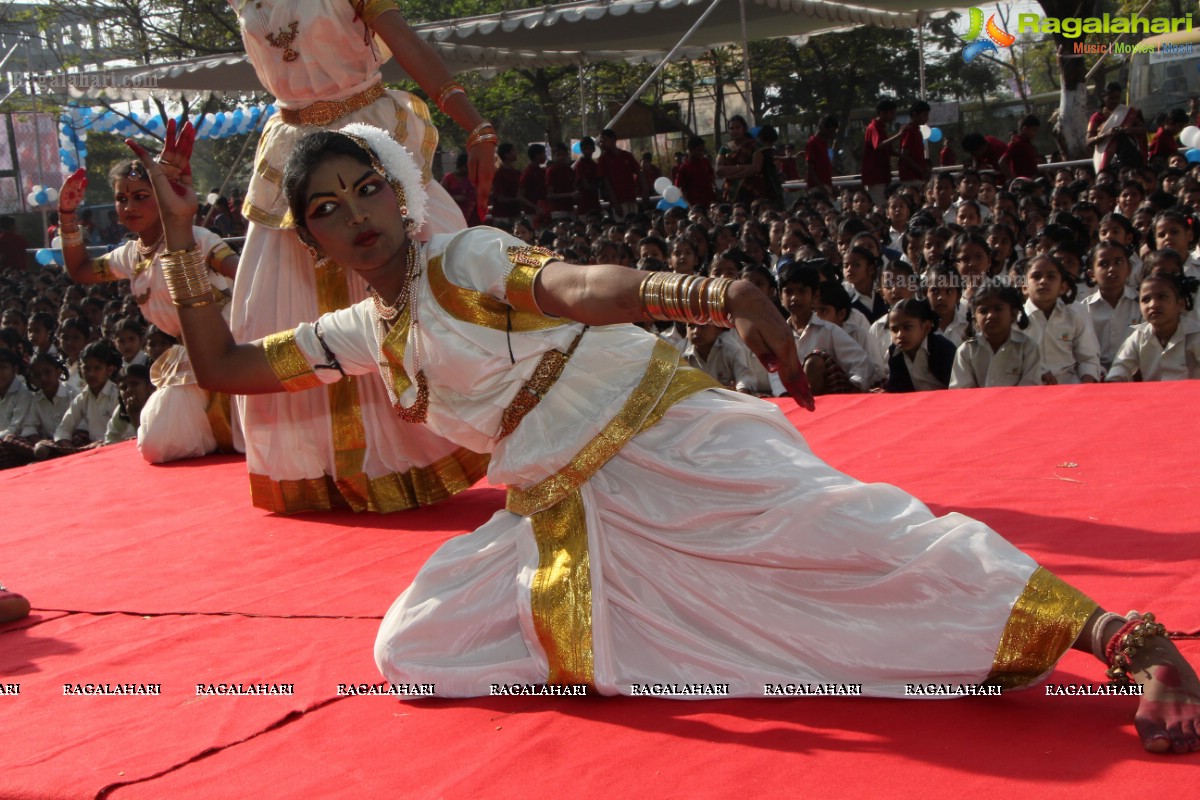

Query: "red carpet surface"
left=2, top=383, right=1198, bottom=799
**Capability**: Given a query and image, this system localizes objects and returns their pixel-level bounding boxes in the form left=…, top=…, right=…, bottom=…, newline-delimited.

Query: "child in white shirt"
left=1020, top=254, right=1102, bottom=384
left=1081, top=240, right=1141, bottom=371
left=33, top=340, right=121, bottom=460
left=1107, top=270, right=1200, bottom=381
left=772, top=263, right=870, bottom=395
left=951, top=280, right=1042, bottom=388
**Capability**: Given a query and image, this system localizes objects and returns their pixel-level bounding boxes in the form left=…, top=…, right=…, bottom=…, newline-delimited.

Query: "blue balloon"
left=928, top=127, right=943, bottom=143
left=672, top=197, right=689, bottom=209
left=34, top=189, right=49, bottom=205
left=656, top=198, right=672, bottom=211
left=36, top=249, right=56, bottom=266
left=1187, top=148, right=1200, bottom=164
left=571, top=141, right=582, bottom=155
left=53, top=249, right=65, bottom=265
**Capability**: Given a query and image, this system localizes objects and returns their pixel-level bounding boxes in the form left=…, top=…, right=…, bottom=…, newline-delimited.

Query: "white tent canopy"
left=36, top=0, right=954, bottom=99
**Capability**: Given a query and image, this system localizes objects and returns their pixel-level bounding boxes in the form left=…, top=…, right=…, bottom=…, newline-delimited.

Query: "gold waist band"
left=506, top=340, right=719, bottom=517
left=280, top=82, right=386, bottom=127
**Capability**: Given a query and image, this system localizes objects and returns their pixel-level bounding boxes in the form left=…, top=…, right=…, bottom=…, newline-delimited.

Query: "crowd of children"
left=0, top=266, right=170, bottom=469
left=464, top=128, right=1200, bottom=395
left=5, top=118, right=1200, bottom=475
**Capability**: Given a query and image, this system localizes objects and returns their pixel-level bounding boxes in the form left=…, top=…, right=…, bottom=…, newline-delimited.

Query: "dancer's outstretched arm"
left=128, top=122, right=810, bottom=407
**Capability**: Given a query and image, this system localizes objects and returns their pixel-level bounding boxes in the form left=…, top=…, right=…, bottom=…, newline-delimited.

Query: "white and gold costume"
left=267, top=227, right=1097, bottom=697
left=95, top=227, right=235, bottom=463
left=231, top=0, right=485, bottom=512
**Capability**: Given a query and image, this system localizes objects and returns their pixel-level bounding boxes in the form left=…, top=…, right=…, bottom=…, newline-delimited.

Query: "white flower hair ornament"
left=338, top=123, right=429, bottom=235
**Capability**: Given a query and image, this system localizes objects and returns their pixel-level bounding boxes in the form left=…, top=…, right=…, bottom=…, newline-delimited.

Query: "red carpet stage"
left=2, top=384, right=1198, bottom=799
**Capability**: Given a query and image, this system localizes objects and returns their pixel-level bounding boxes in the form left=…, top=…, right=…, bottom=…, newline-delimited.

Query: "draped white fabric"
left=375, top=391, right=1040, bottom=697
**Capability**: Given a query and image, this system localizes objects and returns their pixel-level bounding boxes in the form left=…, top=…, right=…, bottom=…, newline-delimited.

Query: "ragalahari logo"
left=960, top=7, right=1016, bottom=62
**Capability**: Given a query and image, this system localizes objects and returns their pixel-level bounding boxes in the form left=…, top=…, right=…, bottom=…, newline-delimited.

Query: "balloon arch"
left=56, top=102, right=276, bottom=175
left=31, top=103, right=275, bottom=265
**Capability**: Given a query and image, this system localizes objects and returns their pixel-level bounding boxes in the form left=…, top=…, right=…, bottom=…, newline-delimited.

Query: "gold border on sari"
left=263, top=330, right=323, bottom=393
left=209, top=243, right=237, bottom=268
left=507, top=341, right=716, bottom=517
left=427, top=254, right=566, bottom=332
left=985, top=567, right=1097, bottom=690
left=205, top=391, right=237, bottom=454
left=243, top=199, right=295, bottom=230
left=529, top=489, right=593, bottom=685
left=249, top=448, right=488, bottom=515
left=353, top=0, right=402, bottom=27
left=519, top=351, right=717, bottom=684
left=313, top=256, right=373, bottom=511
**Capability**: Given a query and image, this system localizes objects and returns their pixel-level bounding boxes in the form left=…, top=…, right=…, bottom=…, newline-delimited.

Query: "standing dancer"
left=230, top=0, right=492, bottom=512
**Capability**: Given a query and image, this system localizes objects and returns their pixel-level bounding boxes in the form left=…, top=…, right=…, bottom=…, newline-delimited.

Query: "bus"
left=1127, top=27, right=1200, bottom=121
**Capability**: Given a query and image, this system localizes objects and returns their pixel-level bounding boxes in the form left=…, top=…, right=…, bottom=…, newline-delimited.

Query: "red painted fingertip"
left=165, top=117, right=176, bottom=147
left=170, top=181, right=187, bottom=197
left=125, top=139, right=150, bottom=158
left=783, top=373, right=816, bottom=412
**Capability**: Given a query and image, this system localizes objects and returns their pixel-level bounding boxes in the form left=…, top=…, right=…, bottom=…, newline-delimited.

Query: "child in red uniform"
left=806, top=115, right=839, bottom=197
left=675, top=136, right=716, bottom=208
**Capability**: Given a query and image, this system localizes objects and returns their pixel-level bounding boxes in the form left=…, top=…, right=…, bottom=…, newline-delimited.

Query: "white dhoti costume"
left=268, top=227, right=1097, bottom=697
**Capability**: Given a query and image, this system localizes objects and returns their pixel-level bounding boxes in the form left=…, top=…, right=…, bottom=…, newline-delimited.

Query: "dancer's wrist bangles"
left=162, top=246, right=213, bottom=307
left=638, top=273, right=734, bottom=328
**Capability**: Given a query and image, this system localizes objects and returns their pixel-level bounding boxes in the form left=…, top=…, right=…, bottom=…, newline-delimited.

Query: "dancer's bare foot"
left=1129, top=637, right=1200, bottom=754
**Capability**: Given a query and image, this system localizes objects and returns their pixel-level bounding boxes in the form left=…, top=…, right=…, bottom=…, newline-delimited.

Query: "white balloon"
left=45, top=188, right=59, bottom=203
left=206, top=192, right=220, bottom=206
left=31, top=184, right=44, bottom=194
left=1181, top=126, right=1200, bottom=148
left=920, top=125, right=932, bottom=141
left=26, top=191, right=39, bottom=206
left=654, top=176, right=672, bottom=194
left=662, top=185, right=682, bottom=204
left=51, top=235, right=62, bottom=248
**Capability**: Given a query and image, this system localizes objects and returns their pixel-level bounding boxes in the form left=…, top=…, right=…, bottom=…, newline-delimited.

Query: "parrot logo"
left=961, top=7, right=1015, bottom=63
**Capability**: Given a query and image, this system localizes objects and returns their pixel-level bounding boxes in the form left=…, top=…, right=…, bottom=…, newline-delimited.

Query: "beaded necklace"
left=372, top=241, right=428, bottom=423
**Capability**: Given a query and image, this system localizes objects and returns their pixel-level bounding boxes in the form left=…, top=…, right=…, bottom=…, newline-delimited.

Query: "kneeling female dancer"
left=129, top=123, right=1199, bottom=754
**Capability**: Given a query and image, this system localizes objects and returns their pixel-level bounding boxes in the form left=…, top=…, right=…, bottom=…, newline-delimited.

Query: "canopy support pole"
left=738, top=0, right=754, bottom=124
left=604, top=0, right=726, bottom=131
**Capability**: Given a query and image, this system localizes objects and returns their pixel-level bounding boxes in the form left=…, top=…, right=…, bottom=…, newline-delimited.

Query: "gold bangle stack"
left=435, top=81, right=467, bottom=113
left=466, top=121, right=499, bottom=150
left=162, top=246, right=213, bottom=308
left=639, top=273, right=735, bottom=328
left=59, top=227, right=83, bottom=248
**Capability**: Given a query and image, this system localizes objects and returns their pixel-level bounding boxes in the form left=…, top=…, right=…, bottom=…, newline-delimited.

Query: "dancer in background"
left=57, top=161, right=238, bottom=464
left=230, top=0, right=492, bottom=513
